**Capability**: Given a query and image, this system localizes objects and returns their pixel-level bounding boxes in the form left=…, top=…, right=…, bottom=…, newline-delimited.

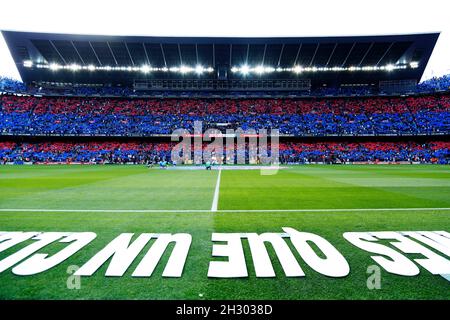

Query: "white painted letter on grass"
left=132, top=233, right=192, bottom=278
left=402, top=231, right=450, bottom=257
left=13, top=232, right=97, bottom=276
left=0, top=232, right=67, bottom=273
left=284, top=227, right=350, bottom=277
left=0, top=232, right=40, bottom=253
left=208, top=233, right=247, bottom=278
left=247, top=232, right=304, bottom=277
left=75, top=233, right=153, bottom=277
left=370, top=231, right=450, bottom=275
left=343, top=232, right=419, bottom=276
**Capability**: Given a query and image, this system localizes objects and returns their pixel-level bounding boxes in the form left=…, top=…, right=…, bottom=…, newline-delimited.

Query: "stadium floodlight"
left=293, top=65, right=303, bottom=74
left=23, top=60, right=33, bottom=68
left=31, top=59, right=417, bottom=74
left=231, top=65, right=276, bottom=75
left=385, top=64, right=395, bottom=72
left=179, top=65, right=192, bottom=74
left=195, top=65, right=203, bottom=74
left=140, top=65, right=151, bottom=73
left=231, top=63, right=416, bottom=75
left=68, top=64, right=81, bottom=72
left=254, top=65, right=265, bottom=74
left=240, top=65, right=250, bottom=75
left=49, top=63, right=60, bottom=71
left=20, top=60, right=213, bottom=74
left=36, top=61, right=414, bottom=74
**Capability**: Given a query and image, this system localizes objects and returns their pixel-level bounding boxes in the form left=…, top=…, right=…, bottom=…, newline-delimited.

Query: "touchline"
left=0, top=228, right=449, bottom=279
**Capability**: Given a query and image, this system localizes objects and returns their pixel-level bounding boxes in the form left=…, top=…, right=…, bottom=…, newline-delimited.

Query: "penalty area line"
left=0, top=207, right=450, bottom=213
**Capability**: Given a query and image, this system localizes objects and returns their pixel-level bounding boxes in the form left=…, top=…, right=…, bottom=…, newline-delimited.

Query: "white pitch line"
left=0, top=207, right=450, bottom=213
left=211, top=168, right=222, bottom=212
left=216, top=207, right=450, bottom=213
left=0, top=209, right=211, bottom=213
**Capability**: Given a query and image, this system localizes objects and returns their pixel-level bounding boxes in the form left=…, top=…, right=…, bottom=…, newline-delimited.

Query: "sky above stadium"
left=0, top=0, right=449, bottom=82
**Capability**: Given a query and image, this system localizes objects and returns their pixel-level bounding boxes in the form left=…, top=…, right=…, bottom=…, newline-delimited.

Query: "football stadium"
left=0, top=1, right=449, bottom=305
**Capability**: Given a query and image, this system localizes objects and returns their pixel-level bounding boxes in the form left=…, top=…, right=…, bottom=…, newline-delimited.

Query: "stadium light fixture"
left=23, top=60, right=33, bottom=68
left=230, top=62, right=415, bottom=75
left=140, top=65, right=152, bottom=73
left=254, top=65, right=265, bottom=75
left=179, top=65, right=192, bottom=74
left=385, top=64, right=395, bottom=72
left=232, top=65, right=276, bottom=75
left=195, top=65, right=203, bottom=74
left=195, top=65, right=213, bottom=74
left=24, top=59, right=416, bottom=75
left=22, top=60, right=213, bottom=75
left=293, top=66, right=303, bottom=74
left=49, top=63, right=60, bottom=71
left=240, top=65, right=250, bottom=75
left=68, top=64, right=82, bottom=72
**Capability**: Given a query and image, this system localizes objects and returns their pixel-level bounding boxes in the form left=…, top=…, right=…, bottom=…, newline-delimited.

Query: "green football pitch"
left=0, top=164, right=449, bottom=299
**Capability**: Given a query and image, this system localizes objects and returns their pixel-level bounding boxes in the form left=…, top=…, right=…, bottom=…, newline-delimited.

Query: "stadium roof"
left=1, top=31, right=440, bottom=89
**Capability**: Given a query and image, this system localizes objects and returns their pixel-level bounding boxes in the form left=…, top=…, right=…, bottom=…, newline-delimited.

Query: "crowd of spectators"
left=417, top=75, right=450, bottom=92
left=1, top=140, right=448, bottom=164
left=1, top=94, right=449, bottom=136
left=0, top=141, right=168, bottom=164
left=0, top=77, right=27, bottom=93
left=1, top=76, right=448, bottom=165
left=279, top=141, right=449, bottom=164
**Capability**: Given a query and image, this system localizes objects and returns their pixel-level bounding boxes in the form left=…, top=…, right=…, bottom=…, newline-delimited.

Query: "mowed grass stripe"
left=219, top=166, right=450, bottom=210
left=0, top=166, right=219, bottom=210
